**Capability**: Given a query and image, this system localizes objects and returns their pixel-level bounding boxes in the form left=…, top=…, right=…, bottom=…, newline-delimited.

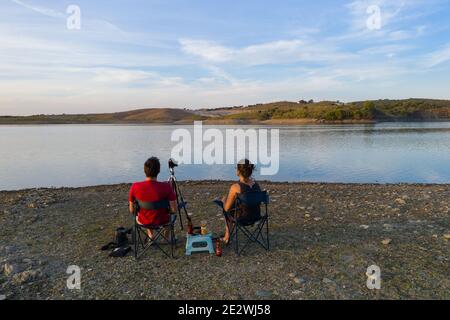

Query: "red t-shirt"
left=129, top=180, right=176, bottom=225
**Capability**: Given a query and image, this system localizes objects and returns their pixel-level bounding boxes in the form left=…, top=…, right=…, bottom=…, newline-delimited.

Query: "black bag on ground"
left=101, top=227, right=133, bottom=257
left=109, top=245, right=131, bottom=257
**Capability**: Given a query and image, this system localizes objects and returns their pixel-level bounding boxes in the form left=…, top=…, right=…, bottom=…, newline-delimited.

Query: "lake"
left=1, top=122, right=449, bottom=190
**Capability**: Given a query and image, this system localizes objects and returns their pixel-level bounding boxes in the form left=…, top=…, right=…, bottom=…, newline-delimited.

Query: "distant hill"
left=0, top=108, right=204, bottom=124
left=1, top=99, right=449, bottom=124
left=205, top=99, right=450, bottom=123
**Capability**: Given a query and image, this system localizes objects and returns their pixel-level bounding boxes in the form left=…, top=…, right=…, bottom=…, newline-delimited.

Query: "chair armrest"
left=213, top=199, right=224, bottom=209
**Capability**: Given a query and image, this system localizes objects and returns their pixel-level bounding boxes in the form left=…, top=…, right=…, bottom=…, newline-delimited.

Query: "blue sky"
left=1, top=0, right=450, bottom=115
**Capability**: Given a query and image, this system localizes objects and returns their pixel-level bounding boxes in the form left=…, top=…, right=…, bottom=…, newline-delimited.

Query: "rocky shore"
left=0, top=181, right=449, bottom=300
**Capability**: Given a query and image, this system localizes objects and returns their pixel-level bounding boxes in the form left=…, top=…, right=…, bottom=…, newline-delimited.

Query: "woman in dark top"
left=221, top=159, right=261, bottom=244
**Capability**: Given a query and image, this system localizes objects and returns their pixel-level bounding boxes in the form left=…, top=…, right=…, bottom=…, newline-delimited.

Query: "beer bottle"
left=216, top=239, right=222, bottom=257
left=187, top=219, right=194, bottom=235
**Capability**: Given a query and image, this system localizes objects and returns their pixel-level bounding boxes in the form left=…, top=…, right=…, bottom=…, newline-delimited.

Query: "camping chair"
left=214, top=190, right=270, bottom=256
left=133, top=199, right=176, bottom=260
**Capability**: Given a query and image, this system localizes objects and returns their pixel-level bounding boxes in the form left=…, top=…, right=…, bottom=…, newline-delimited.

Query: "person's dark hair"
left=237, top=159, right=255, bottom=179
left=144, top=157, right=160, bottom=178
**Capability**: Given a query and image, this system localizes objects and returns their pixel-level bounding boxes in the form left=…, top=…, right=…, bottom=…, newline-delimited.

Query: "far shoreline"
left=2, top=180, right=450, bottom=193
left=1, top=119, right=450, bottom=126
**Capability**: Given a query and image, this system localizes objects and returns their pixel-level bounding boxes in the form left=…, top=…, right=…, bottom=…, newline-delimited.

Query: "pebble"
left=444, top=234, right=450, bottom=240
left=360, top=225, right=369, bottom=229
left=0, top=294, right=6, bottom=300
left=255, top=290, right=272, bottom=298
left=12, top=270, right=42, bottom=285
left=395, top=198, right=406, bottom=205
left=293, top=277, right=306, bottom=285
left=3, top=263, right=18, bottom=276
left=342, top=255, right=354, bottom=263
left=322, top=278, right=333, bottom=284
left=4, top=246, right=16, bottom=254
left=381, top=238, right=392, bottom=245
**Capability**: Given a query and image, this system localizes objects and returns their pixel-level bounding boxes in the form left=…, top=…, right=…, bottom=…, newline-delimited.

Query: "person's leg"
left=222, top=218, right=233, bottom=244
left=163, top=226, right=170, bottom=240
left=146, top=229, right=155, bottom=239
left=136, top=216, right=154, bottom=239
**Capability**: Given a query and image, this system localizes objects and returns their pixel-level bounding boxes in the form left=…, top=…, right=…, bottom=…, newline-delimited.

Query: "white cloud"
left=90, top=69, right=154, bottom=83
left=180, top=39, right=233, bottom=62
left=10, top=0, right=65, bottom=18
left=358, top=44, right=414, bottom=55
left=425, top=44, right=450, bottom=67
left=180, top=38, right=354, bottom=65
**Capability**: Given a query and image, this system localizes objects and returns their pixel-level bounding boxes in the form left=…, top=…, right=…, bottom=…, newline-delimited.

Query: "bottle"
left=187, top=220, right=193, bottom=235
left=201, top=220, right=207, bottom=235
left=216, top=239, right=222, bottom=257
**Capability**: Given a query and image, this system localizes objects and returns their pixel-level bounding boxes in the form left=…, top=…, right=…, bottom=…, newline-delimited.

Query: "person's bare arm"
left=223, top=184, right=239, bottom=212
left=169, top=200, right=177, bottom=214
left=129, top=201, right=134, bottom=214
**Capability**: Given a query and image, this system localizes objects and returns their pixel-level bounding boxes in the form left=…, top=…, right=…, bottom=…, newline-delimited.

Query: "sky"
left=1, top=0, right=450, bottom=115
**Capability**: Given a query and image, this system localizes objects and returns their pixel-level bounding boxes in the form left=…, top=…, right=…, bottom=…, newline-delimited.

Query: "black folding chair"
left=133, top=199, right=176, bottom=260
left=214, top=190, right=270, bottom=256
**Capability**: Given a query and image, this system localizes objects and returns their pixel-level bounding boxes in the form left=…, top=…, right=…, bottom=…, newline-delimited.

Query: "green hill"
left=214, top=99, right=450, bottom=122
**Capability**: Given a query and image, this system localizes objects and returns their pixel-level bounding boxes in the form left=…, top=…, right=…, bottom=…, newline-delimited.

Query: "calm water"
left=1, top=123, right=449, bottom=190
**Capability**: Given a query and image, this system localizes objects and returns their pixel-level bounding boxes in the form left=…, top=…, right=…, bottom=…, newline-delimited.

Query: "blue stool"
left=185, top=233, right=215, bottom=255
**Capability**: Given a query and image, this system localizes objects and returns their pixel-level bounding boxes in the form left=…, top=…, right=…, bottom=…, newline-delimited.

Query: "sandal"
left=220, top=237, right=230, bottom=246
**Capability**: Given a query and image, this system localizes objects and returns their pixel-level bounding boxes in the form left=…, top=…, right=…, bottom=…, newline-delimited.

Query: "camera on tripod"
left=167, top=158, right=191, bottom=230
left=168, top=158, right=178, bottom=169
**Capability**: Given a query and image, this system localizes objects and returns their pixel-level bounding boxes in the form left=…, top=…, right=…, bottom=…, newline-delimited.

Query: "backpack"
left=101, top=227, right=133, bottom=257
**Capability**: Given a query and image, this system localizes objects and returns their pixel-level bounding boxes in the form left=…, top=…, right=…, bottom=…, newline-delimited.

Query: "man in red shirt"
left=129, top=157, right=177, bottom=239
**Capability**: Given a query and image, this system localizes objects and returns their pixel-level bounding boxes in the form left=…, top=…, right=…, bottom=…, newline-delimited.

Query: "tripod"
left=168, top=166, right=191, bottom=231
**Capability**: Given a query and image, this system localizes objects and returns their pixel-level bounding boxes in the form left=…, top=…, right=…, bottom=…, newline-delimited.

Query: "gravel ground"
left=0, top=181, right=449, bottom=300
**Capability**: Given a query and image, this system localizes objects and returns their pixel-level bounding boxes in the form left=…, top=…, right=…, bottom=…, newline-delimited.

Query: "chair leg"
left=134, top=223, right=178, bottom=260
left=233, top=218, right=270, bottom=255
left=171, top=225, right=175, bottom=258
left=238, top=224, right=261, bottom=255
left=134, top=226, right=138, bottom=260
left=235, top=223, right=239, bottom=256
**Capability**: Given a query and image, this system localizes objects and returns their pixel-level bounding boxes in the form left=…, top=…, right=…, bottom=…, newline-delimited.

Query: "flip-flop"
left=219, top=237, right=230, bottom=246
left=100, top=242, right=117, bottom=251
left=109, top=246, right=131, bottom=257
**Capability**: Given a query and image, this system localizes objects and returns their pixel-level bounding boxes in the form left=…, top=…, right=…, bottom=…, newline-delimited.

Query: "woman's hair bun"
left=237, top=159, right=255, bottom=179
